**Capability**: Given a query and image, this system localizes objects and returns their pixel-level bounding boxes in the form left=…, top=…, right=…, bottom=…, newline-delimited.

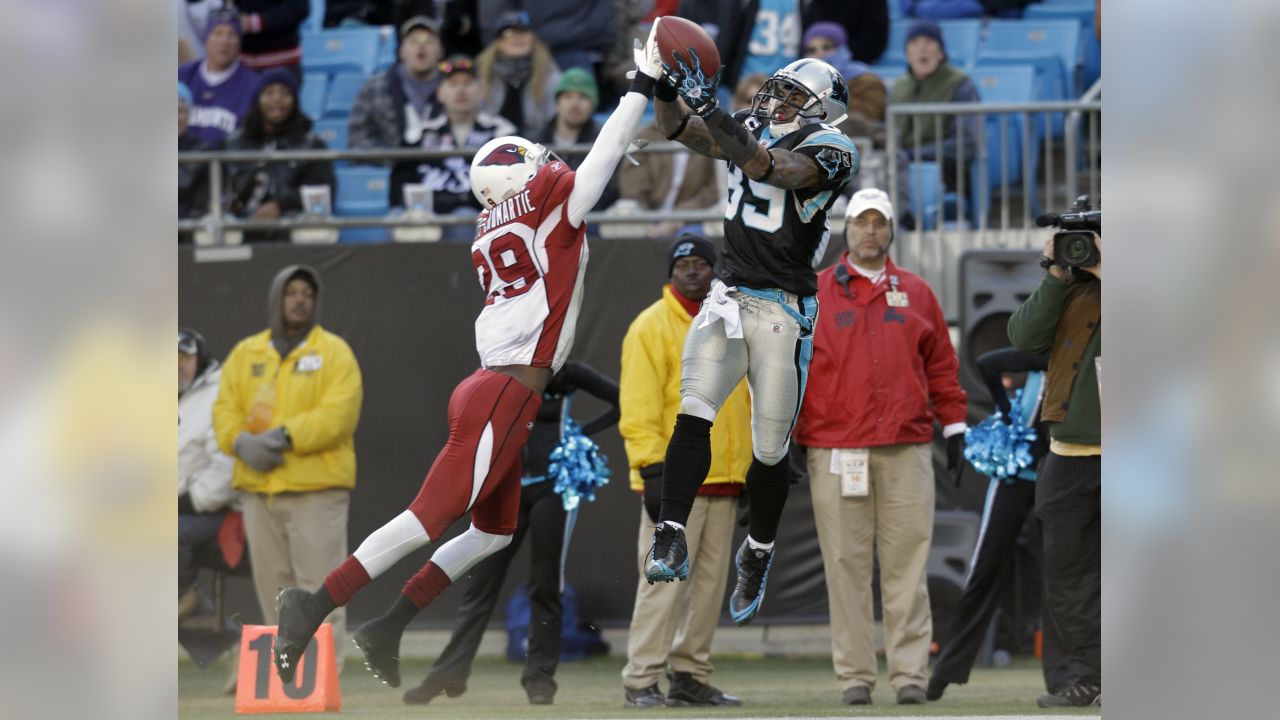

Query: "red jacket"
left=795, top=254, right=967, bottom=448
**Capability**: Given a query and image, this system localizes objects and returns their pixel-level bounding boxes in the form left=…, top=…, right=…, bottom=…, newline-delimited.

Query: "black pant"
left=1036, top=452, right=1101, bottom=687
left=422, top=479, right=568, bottom=688
left=931, top=478, right=1069, bottom=691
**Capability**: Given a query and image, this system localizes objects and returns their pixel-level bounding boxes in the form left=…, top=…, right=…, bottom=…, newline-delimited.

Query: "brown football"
left=654, top=16, right=720, bottom=77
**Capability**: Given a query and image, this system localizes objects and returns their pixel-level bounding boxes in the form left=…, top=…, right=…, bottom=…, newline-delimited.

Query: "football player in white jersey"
left=271, top=22, right=673, bottom=690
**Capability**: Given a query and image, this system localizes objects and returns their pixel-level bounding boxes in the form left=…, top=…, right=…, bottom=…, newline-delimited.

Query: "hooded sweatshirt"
left=179, top=361, right=236, bottom=513
left=213, top=264, right=364, bottom=495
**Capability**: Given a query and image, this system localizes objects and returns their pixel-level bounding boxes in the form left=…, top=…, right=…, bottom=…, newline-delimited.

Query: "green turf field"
left=179, top=654, right=1100, bottom=718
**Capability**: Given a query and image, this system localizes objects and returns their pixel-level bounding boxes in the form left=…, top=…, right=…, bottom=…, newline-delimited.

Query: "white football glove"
left=632, top=18, right=665, bottom=80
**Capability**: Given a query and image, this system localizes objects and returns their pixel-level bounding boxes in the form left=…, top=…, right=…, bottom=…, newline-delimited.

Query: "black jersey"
left=716, top=111, right=859, bottom=297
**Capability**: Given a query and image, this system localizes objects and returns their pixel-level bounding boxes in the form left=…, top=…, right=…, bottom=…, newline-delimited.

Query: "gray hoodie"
left=268, top=264, right=324, bottom=358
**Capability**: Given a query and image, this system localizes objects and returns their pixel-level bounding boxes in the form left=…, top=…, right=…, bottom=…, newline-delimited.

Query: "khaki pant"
left=241, top=488, right=350, bottom=669
left=622, top=495, right=736, bottom=688
left=808, top=444, right=933, bottom=691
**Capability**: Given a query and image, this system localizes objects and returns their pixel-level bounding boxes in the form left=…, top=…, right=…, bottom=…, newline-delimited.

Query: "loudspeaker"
left=957, top=250, right=1043, bottom=402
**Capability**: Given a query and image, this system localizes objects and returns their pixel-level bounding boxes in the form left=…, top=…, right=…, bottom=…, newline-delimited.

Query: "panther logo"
left=478, top=143, right=527, bottom=166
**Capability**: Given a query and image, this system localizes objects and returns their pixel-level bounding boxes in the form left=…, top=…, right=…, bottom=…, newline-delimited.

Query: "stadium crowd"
left=178, top=0, right=1098, bottom=241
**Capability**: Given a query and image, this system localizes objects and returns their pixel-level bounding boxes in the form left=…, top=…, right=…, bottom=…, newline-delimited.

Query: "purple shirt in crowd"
left=179, top=60, right=261, bottom=146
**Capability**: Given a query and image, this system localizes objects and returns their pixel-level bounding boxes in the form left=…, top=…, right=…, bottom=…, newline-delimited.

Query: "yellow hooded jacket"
left=620, top=285, right=751, bottom=491
left=213, top=265, right=363, bottom=495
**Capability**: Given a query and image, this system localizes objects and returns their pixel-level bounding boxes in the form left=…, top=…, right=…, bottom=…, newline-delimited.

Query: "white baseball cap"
left=845, top=188, right=895, bottom=222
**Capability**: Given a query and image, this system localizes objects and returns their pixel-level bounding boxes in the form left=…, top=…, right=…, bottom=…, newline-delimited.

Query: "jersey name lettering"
left=478, top=189, right=537, bottom=234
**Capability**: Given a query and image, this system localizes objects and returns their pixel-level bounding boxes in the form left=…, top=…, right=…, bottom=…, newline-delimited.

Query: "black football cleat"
left=643, top=523, right=689, bottom=583
left=352, top=615, right=405, bottom=688
left=728, top=540, right=774, bottom=625
left=273, top=588, right=327, bottom=684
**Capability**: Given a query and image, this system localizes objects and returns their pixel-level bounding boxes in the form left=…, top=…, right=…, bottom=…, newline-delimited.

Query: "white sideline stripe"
left=466, top=421, right=494, bottom=511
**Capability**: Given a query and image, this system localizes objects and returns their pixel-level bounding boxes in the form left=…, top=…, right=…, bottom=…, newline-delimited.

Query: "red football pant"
left=324, top=368, right=540, bottom=606
left=409, top=368, right=541, bottom=537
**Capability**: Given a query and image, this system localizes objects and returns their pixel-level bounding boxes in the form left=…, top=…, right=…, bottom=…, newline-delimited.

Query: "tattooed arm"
left=744, top=148, right=825, bottom=190
left=655, top=99, right=729, bottom=161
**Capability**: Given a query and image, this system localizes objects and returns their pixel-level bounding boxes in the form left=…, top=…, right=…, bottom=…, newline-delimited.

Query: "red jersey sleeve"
left=529, top=161, right=576, bottom=210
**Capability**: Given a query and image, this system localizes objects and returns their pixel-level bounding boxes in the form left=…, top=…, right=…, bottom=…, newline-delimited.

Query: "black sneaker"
left=1036, top=682, right=1101, bottom=708
left=402, top=676, right=466, bottom=705
left=273, top=588, right=326, bottom=684
left=897, top=684, right=927, bottom=704
left=728, top=540, right=774, bottom=625
left=643, top=524, right=689, bottom=583
left=352, top=615, right=405, bottom=688
left=842, top=685, right=872, bottom=705
left=524, top=676, right=557, bottom=705
left=926, top=675, right=950, bottom=701
left=623, top=683, right=666, bottom=709
left=666, top=671, right=742, bottom=706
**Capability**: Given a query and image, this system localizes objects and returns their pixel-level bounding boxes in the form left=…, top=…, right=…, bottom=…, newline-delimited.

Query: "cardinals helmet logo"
left=478, top=143, right=527, bottom=166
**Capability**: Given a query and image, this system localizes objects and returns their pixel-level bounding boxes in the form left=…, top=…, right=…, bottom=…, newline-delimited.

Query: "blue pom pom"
left=548, top=420, right=611, bottom=511
left=963, top=388, right=1038, bottom=481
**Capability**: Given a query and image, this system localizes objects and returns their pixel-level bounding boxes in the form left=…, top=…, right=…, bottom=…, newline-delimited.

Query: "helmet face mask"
left=750, top=59, right=850, bottom=134
left=469, top=135, right=550, bottom=208
left=752, top=78, right=823, bottom=125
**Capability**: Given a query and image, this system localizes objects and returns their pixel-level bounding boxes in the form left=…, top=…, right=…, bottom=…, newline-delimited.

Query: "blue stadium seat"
left=299, top=72, right=328, bottom=121
left=938, top=20, right=982, bottom=67
left=335, top=166, right=390, bottom=242
left=1023, top=2, right=1094, bottom=24
left=969, top=66, right=1042, bottom=226
left=908, top=161, right=942, bottom=230
left=302, top=0, right=325, bottom=33
left=979, top=19, right=1082, bottom=99
left=883, top=23, right=909, bottom=63
left=323, top=72, right=364, bottom=119
left=1021, top=3, right=1100, bottom=91
left=881, top=19, right=982, bottom=67
left=869, top=62, right=907, bottom=88
left=313, top=118, right=348, bottom=150
left=971, top=65, right=1036, bottom=104
left=374, top=25, right=397, bottom=71
left=301, top=28, right=381, bottom=75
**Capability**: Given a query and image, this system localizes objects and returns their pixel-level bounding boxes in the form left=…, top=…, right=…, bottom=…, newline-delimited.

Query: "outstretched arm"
left=655, top=98, right=729, bottom=160
left=566, top=25, right=666, bottom=226
left=663, top=47, right=830, bottom=190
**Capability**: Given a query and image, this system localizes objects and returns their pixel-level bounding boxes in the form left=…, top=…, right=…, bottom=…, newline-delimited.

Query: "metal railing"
left=179, top=141, right=721, bottom=245
left=884, top=95, right=1102, bottom=311
left=181, top=95, right=1101, bottom=315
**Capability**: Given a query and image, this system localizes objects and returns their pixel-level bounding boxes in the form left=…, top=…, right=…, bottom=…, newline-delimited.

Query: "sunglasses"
left=438, top=57, right=475, bottom=74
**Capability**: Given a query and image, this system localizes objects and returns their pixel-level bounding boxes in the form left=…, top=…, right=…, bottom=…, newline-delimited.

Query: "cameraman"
left=1007, top=233, right=1101, bottom=708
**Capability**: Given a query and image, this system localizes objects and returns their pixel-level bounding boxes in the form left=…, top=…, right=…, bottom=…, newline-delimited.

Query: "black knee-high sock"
left=375, top=594, right=421, bottom=633
left=745, top=456, right=791, bottom=544
left=657, top=413, right=714, bottom=526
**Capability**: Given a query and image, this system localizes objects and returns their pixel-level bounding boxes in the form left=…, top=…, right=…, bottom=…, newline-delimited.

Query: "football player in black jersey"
left=642, top=50, right=859, bottom=626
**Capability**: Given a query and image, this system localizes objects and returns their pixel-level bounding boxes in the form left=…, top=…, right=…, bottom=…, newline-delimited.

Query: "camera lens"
left=1063, top=235, right=1091, bottom=264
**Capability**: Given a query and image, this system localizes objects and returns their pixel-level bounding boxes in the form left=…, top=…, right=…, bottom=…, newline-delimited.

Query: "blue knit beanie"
left=906, top=19, right=945, bottom=52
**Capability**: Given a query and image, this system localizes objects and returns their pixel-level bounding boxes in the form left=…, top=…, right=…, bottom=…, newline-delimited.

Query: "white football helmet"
left=469, top=135, right=551, bottom=208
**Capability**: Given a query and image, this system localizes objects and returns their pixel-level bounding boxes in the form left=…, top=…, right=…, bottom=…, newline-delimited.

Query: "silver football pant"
left=679, top=286, right=818, bottom=465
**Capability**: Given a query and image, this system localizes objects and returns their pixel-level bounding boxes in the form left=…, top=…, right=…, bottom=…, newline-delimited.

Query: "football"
left=654, top=17, right=720, bottom=78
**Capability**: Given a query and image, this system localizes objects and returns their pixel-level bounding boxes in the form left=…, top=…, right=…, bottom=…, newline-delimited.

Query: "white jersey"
left=470, top=159, right=587, bottom=373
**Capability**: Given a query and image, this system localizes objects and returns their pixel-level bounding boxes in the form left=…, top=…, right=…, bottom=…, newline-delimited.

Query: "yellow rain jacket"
left=620, top=285, right=751, bottom=491
left=213, top=265, right=363, bottom=495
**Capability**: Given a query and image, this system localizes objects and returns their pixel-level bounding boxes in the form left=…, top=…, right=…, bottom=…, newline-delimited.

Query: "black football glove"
left=946, top=434, right=966, bottom=487
left=665, top=48, right=722, bottom=117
